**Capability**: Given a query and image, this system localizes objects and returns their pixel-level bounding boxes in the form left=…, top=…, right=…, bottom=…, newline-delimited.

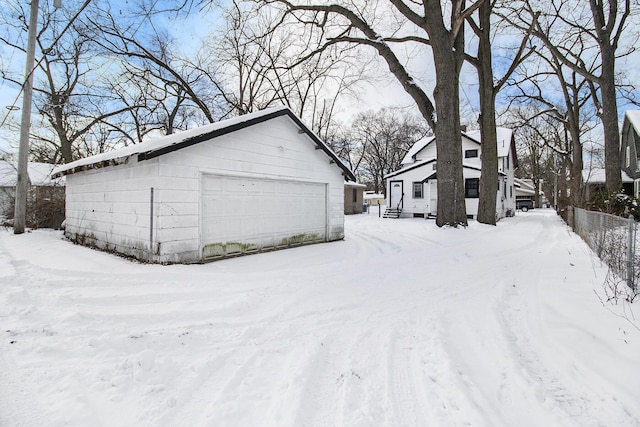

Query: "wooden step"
left=383, top=208, right=402, bottom=219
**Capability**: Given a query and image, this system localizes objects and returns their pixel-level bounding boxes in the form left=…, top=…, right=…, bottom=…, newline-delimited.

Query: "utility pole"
left=14, top=0, right=40, bottom=234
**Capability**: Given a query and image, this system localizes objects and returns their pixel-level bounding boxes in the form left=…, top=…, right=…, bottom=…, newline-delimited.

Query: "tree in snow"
left=349, top=108, right=430, bottom=194
left=464, top=0, right=535, bottom=225
left=248, top=0, right=483, bottom=227
left=501, top=0, right=637, bottom=196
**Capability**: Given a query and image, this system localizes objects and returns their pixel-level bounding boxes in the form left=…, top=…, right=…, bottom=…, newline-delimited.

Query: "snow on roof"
left=363, top=193, right=384, bottom=199
left=0, top=161, right=65, bottom=187
left=583, top=168, right=633, bottom=183
left=625, top=110, right=640, bottom=132
left=514, top=178, right=535, bottom=191
left=386, top=158, right=436, bottom=179
left=345, top=181, right=366, bottom=188
left=401, top=136, right=435, bottom=165
left=52, top=107, right=356, bottom=181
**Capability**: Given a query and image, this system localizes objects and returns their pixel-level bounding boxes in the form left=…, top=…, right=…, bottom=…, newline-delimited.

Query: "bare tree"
left=501, top=0, right=637, bottom=195
left=350, top=108, right=429, bottom=193
left=465, top=1, right=535, bottom=224
left=203, top=0, right=367, bottom=141
left=85, top=7, right=229, bottom=127
left=0, top=1, right=142, bottom=163
left=507, top=42, right=599, bottom=207
left=247, top=0, right=483, bottom=226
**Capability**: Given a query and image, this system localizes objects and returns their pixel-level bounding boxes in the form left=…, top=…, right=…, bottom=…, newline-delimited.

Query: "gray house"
left=621, top=110, right=640, bottom=197
left=52, top=107, right=356, bottom=263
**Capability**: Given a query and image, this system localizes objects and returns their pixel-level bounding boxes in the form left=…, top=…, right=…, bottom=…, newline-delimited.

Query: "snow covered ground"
left=1, top=209, right=639, bottom=426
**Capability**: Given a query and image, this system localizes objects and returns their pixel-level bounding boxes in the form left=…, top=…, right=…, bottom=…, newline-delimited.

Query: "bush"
left=588, top=191, right=640, bottom=220
left=3, top=185, right=65, bottom=229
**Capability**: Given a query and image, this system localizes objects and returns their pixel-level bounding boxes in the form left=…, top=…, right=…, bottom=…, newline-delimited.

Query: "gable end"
left=137, top=109, right=356, bottom=181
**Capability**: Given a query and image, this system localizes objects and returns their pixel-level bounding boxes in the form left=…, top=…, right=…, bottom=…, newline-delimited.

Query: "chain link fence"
left=568, top=207, right=639, bottom=302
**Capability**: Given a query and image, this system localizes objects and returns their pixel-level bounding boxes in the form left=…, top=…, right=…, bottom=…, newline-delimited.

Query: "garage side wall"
left=64, top=161, right=165, bottom=261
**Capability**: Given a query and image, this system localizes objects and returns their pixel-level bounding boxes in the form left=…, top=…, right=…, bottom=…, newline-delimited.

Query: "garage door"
left=201, top=174, right=327, bottom=258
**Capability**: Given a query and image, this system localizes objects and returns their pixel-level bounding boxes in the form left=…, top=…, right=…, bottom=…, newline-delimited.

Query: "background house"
left=515, top=178, right=536, bottom=201
left=620, top=110, right=640, bottom=198
left=582, top=167, right=633, bottom=201
left=0, top=160, right=65, bottom=228
left=52, top=107, right=356, bottom=263
left=364, top=191, right=385, bottom=207
left=344, top=182, right=365, bottom=214
left=384, top=128, right=517, bottom=220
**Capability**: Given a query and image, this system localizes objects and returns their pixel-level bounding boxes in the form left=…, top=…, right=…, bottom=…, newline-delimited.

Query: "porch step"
left=383, top=208, right=402, bottom=219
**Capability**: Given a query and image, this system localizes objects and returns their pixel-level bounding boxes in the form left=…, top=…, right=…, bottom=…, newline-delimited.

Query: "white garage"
left=52, top=107, right=355, bottom=263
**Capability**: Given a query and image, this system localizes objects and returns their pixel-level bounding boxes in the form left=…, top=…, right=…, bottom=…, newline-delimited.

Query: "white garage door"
left=201, top=174, right=327, bottom=258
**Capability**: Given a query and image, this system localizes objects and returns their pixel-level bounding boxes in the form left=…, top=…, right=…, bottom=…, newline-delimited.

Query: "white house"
left=52, top=107, right=356, bottom=263
left=384, top=128, right=517, bottom=220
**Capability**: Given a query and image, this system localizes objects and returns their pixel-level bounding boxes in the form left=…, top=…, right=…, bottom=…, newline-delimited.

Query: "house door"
left=389, top=180, right=403, bottom=209
left=428, top=180, right=437, bottom=215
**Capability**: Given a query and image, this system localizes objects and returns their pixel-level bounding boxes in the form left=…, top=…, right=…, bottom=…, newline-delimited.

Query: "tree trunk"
left=568, top=125, right=584, bottom=207
left=427, top=3, right=467, bottom=227
left=600, top=47, right=622, bottom=195
left=475, top=1, right=498, bottom=225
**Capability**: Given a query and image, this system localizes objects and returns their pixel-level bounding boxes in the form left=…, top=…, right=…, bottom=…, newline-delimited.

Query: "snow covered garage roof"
left=51, top=107, right=356, bottom=181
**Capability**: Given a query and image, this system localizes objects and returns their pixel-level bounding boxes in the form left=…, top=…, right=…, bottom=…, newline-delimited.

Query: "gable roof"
left=386, top=158, right=437, bottom=179
left=51, top=107, right=356, bottom=181
left=464, top=128, right=514, bottom=159
left=401, top=136, right=435, bottom=165
left=385, top=158, right=500, bottom=181
left=583, top=167, right=633, bottom=184
left=402, top=128, right=517, bottom=166
left=0, top=161, right=65, bottom=187
left=622, top=110, right=640, bottom=150
left=624, top=110, right=640, bottom=133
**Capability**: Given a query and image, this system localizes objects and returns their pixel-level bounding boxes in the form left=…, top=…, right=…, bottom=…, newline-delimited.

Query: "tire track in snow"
left=0, top=247, right=47, bottom=426
left=498, top=259, right=640, bottom=426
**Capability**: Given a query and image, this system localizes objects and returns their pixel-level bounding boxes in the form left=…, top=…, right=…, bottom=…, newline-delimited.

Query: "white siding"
left=64, top=161, right=162, bottom=260
left=413, top=142, right=437, bottom=162
left=387, top=165, right=435, bottom=218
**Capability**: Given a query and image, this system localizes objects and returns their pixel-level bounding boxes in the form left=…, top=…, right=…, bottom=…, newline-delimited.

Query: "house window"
left=352, top=188, right=357, bottom=203
left=627, top=146, right=631, bottom=168
left=465, top=149, right=479, bottom=159
left=465, top=178, right=480, bottom=198
left=432, top=163, right=437, bottom=170
left=413, top=182, right=423, bottom=199
left=507, top=155, right=510, bottom=169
